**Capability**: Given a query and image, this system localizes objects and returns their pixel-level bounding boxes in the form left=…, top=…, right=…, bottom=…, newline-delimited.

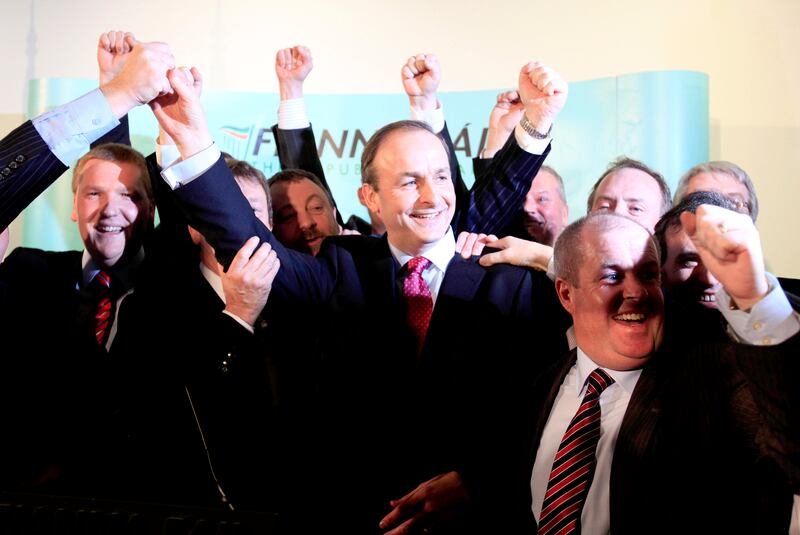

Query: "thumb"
left=167, top=67, right=194, bottom=99
left=227, top=236, right=261, bottom=272
left=479, top=249, right=509, bottom=267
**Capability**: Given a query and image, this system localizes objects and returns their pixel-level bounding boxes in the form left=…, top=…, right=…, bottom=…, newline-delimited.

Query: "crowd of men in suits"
left=0, top=31, right=798, bottom=535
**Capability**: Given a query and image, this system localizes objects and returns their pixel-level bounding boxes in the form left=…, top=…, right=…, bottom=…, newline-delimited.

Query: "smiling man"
left=522, top=166, right=569, bottom=245
left=490, top=211, right=800, bottom=534
left=71, top=144, right=155, bottom=271
left=268, top=169, right=340, bottom=256
left=655, top=190, right=736, bottom=313
left=155, top=59, right=570, bottom=533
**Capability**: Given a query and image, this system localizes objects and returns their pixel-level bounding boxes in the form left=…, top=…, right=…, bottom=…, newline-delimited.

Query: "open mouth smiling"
left=613, top=312, right=647, bottom=323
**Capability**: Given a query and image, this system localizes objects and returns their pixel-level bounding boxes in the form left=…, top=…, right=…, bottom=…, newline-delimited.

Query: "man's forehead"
left=273, top=177, right=325, bottom=199
left=600, top=168, right=659, bottom=194
left=689, top=171, right=747, bottom=195
left=585, top=221, right=657, bottom=262
left=665, top=225, right=696, bottom=252
left=376, top=128, right=448, bottom=164
left=79, top=159, right=143, bottom=187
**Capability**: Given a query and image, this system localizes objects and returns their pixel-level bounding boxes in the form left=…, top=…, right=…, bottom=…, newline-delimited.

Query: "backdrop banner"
left=22, top=71, right=708, bottom=251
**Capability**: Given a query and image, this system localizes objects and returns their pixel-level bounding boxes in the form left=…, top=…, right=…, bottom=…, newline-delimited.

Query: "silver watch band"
left=519, top=114, right=553, bottom=139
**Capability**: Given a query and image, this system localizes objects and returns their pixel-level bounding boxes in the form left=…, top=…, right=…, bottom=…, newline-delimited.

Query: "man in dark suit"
left=480, top=210, right=799, bottom=534
left=150, top=59, right=570, bottom=533
left=0, top=36, right=235, bottom=506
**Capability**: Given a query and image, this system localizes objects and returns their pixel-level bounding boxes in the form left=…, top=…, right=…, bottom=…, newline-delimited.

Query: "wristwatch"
left=519, top=114, right=552, bottom=139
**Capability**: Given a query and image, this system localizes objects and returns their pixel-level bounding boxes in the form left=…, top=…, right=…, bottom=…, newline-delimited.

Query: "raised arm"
left=455, top=61, right=567, bottom=236
left=149, top=67, right=335, bottom=302
left=270, top=46, right=345, bottom=227
left=0, top=35, right=173, bottom=231
left=401, top=52, right=469, bottom=203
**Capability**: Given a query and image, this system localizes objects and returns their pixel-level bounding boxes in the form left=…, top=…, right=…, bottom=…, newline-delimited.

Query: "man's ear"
left=356, top=184, right=368, bottom=207
left=71, top=194, right=79, bottom=222
left=362, top=183, right=381, bottom=217
left=555, top=278, right=575, bottom=315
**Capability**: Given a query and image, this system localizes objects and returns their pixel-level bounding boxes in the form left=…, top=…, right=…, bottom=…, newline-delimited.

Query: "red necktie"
left=403, top=256, right=433, bottom=354
left=91, top=271, right=112, bottom=345
left=538, top=368, right=615, bottom=535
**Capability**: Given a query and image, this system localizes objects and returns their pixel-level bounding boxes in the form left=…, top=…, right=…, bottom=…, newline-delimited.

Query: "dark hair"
left=360, top=120, right=446, bottom=190
left=224, top=157, right=273, bottom=227
left=586, top=157, right=672, bottom=215
left=653, top=190, right=735, bottom=265
left=268, top=168, right=335, bottom=207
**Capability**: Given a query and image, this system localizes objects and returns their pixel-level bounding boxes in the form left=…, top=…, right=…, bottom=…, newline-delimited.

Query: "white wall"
left=2, top=0, right=798, bottom=275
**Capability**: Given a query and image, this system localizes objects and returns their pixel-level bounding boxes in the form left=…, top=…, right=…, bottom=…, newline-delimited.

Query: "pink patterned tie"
left=403, top=256, right=433, bottom=354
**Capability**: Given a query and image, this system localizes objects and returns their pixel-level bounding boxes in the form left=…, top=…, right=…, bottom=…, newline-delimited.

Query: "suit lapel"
left=527, top=350, right=576, bottom=472
left=609, top=351, right=667, bottom=527
left=515, top=350, right=577, bottom=516
left=422, top=255, right=485, bottom=357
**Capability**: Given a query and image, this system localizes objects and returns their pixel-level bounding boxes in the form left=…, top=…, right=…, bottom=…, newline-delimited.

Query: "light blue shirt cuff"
left=161, top=143, right=222, bottom=190
left=32, top=88, right=119, bottom=166
left=718, top=272, right=800, bottom=345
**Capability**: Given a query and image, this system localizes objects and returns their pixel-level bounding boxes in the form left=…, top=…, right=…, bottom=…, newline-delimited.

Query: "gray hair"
left=674, top=161, right=758, bottom=221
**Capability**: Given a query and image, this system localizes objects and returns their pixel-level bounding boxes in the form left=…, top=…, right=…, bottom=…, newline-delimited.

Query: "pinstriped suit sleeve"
left=454, top=134, right=550, bottom=236
left=270, top=124, right=345, bottom=227
left=0, top=121, right=68, bottom=231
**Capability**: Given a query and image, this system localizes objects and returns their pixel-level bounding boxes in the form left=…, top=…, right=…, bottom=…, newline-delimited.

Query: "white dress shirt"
left=531, top=349, right=641, bottom=535
left=387, top=229, right=456, bottom=306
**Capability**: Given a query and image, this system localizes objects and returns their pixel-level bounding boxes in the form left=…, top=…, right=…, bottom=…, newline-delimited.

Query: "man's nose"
left=297, top=211, right=316, bottom=230
left=695, top=262, right=719, bottom=288
left=417, top=179, right=438, bottom=204
left=623, top=277, right=647, bottom=300
left=100, top=194, right=120, bottom=216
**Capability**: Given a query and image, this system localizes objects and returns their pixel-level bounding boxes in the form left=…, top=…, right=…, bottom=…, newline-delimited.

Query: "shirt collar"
left=81, top=247, right=145, bottom=291
left=387, top=228, right=456, bottom=272
left=575, top=347, right=642, bottom=396
left=198, top=262, right=225, bottom=303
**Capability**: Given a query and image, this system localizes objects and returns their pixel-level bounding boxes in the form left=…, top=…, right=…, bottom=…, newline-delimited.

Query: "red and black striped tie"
left=92, top=271, right=112, bottom=345
left=538, top=368, right=615, bottom=535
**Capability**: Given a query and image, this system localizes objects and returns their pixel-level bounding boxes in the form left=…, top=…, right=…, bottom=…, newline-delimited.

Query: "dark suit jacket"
left=482, top=334, right=800, bottom=534
left=0, top=121, right=68, bottom=231
left=0, top=116, right=131, bottom=232
left=168, top=149, right=571, bottom=532
left=271, top=123, right=548, bottom=237
left=0, top=245, right=223, bottom=506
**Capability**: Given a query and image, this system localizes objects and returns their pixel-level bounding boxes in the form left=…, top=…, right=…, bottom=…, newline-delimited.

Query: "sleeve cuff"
left=222, top=310, right=255, bottom=334
left=546, top=255, right=556, bottom=281
left=161, top=143, right=222, bottom=190
left=32, top=88, right=120, bottom=166
left=514, top=123, right=551, bottom=156
left=410, top=103, right=445, bottom=134
left=719, top=272, right=800, bottom=345
left=278, top=98, right=310, bottom=129
left=155, top=141, right=181, bottom=169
